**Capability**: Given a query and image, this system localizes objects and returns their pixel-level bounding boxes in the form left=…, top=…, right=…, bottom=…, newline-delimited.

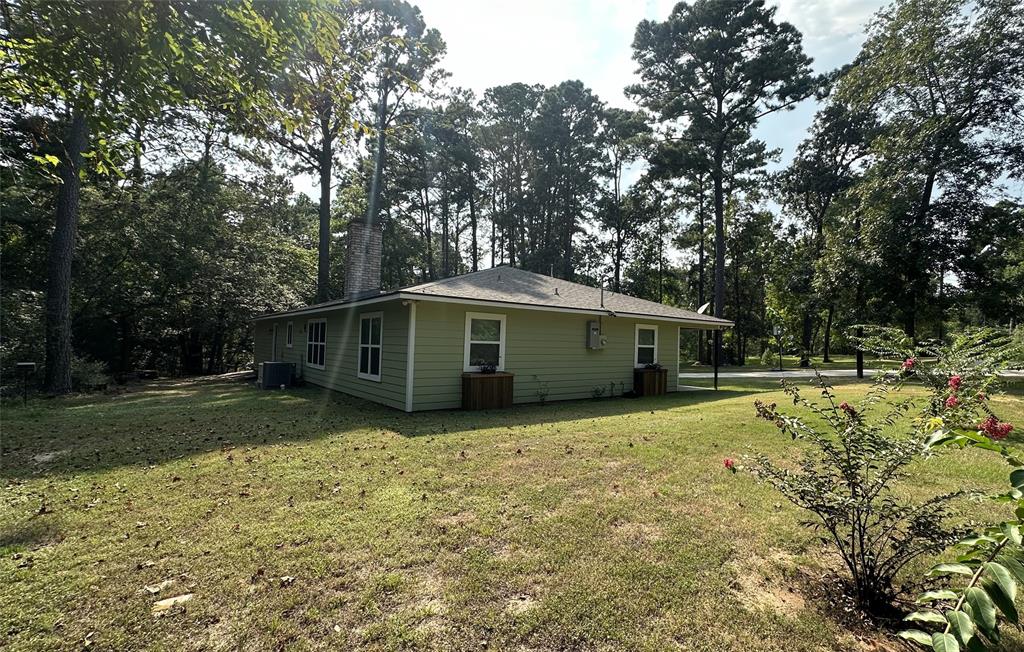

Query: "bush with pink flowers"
left=749, top=372, right=970, bottom=616
left=849, top=325, right=1024, bottom=650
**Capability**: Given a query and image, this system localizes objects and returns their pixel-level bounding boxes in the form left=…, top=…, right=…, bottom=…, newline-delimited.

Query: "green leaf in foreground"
left=898, top=629, right=934, bottom=646
left=905, top=610, right=947, bottom=624
left=983, top=577, right=1019, bottom=624
left=945, top=610, right=974, bottom=647
left=984, top=562, right=1017, bottom=602
left=928, top=563, right=975, bottom=577
left=918, top=589, right=958, bottom=603
left=964, top=586, right=997, bottom=632
left=931, top=632, right=959, bottom=652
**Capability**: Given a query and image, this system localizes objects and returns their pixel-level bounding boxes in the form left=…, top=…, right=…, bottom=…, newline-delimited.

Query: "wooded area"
left=2, top=0, right=1022, bottom=393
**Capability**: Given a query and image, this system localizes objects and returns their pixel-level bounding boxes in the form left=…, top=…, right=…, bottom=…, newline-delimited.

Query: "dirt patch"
left=436, top=511, right=476, bottom=527
left=611, top=521, right=664, bottom=545
left=730, top=551, right=807, bottom=618
left=505, top=593, right=537, bottom=615
left=31, top=449, right=68, bottom=465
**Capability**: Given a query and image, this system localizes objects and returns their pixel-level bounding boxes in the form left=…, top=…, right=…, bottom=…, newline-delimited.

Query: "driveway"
left=678, top=368, right=1024, bottom=380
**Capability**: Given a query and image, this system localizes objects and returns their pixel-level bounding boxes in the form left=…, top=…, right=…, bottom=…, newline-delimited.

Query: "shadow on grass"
left=0, top=373, right=775, bottom=480
left=0, top=517, right=62, bottom=555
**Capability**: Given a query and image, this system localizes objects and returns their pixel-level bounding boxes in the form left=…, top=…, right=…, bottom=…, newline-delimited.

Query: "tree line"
left=2, top=0, right=1022, bottom=393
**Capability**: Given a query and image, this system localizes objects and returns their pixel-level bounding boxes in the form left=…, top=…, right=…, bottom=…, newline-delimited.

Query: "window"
left=635, top=324, right=658, bottom=367
left=306, top=319, right=326, bottom=369
left=272, top=324, right=279, bottom=361
left=286, top=322, right=293, bottom=348
left=358, top=312, right=383, bottom=381
left=464, top=312, right=506, bottom=371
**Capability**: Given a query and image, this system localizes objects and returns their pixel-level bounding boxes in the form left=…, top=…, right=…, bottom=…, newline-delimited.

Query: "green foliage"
left=849, top=329, right=1024, bottom=650
left=750, top=372, right=969, bottom=614
left=70, top=355, right=109, bottom=392
left=851, top=325, right=1022, bottom=416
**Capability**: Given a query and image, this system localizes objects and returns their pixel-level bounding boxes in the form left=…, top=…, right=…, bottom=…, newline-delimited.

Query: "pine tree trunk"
left=469, top=182, right=479, bottom=272
left=801, top=312, right=813, bottom=366
left=317, top=121, right=333, bottom=302
left=697, top=183, right=707, bottom=364
left=822, top=303, right=835, bottom=362
left=905, top=165, right=937, bottom=338
left=365, top=82, right=388, bottom=226
left=712, top=150, right=726, bottom=323
left=44, top=111, right=88, bottom=395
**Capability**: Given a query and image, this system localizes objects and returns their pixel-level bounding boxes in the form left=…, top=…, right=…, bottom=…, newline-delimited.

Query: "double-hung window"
left=306, top=319, right=326, bottom=369
left=635, top=324, right=658, bottom=367
left=358, top=312, right=383, bottom=381
left=464, top=312, right=506, bottom=371
left=286, top=322, right=293, bottom=348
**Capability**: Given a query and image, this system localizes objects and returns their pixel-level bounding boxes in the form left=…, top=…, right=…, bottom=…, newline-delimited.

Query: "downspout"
left=404, top=300, right=417, bottom=412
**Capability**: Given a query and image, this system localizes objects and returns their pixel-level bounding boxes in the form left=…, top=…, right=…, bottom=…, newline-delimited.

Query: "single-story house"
left=252, top=219, right=732, bottom=412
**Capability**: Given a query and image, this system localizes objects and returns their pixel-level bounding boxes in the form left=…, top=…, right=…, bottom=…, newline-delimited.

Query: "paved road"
left=678, top=368, right=1024, bottom=380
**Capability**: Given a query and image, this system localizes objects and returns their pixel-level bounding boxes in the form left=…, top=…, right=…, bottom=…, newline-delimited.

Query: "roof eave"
left=397, top=291, right=733, bottom=328
left=251, top=289, right=734, bottom=329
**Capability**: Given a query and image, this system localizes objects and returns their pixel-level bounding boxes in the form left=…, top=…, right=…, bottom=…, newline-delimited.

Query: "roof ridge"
left=401, top=265, right=507, bottom=293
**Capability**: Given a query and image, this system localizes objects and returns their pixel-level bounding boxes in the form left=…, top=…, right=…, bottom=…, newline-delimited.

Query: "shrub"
left=759, top=347, right=775, bottom=367
left=70, top=355, right=110, bottom=392
left=850, top=327, right=1024, bottom=651
left=749, top=372, right=970, bottom=615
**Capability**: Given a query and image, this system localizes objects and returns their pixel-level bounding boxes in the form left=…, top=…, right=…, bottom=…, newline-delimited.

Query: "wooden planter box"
left=633, top=367, right=668, bottom=396
left=462, top=372, right=514, bottom=410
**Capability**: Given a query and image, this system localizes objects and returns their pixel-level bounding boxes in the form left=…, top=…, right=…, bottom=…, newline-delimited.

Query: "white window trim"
left=464, top=311, right=506, bottom=372
left=285, top=321, right=293, bottom=348
left=357, top=311, right=383, bottom=382
left=306, top=318, right=326, bottom=370
left=634, top=323, right=658, bottom=368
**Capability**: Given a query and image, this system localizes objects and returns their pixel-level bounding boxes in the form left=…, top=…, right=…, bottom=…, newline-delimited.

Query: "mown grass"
left=2, top=374, right=1021, bottom=651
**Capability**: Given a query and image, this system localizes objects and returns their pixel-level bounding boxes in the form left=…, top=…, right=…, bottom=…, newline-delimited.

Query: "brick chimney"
left=344, top=218, right=382, bottom=300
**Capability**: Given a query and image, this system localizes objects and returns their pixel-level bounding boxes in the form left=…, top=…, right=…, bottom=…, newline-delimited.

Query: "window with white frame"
left=358, top=312, right=383, bottom=381
left=306, top=319, right=326, bottom=369
left=286, top=322, right=293, bottom=348
left=272, top=324, right=279, bottom=360
left=464, top=312, right=506, bottom=371
left=635, top=324, right=658, bottom=367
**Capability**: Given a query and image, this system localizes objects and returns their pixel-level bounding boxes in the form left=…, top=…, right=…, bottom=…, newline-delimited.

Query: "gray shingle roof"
left=401, top=266, right=732, bottom=326
left=254, top=266, right=732, bottom=327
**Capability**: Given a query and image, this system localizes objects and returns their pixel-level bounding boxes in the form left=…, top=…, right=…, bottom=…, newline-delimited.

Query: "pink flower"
left=839, top=401, right=857, bottom=417
left=976, top=392, right=987, bottom=401
left=723, top=458, right=736, bottom=472
left=979, top=415, right=1014, bottom=441
left=901, top=358, right=916, bottom=371
left=948, top=375, right=962, bottom=390
left=945, top=396, right=960, bottom=409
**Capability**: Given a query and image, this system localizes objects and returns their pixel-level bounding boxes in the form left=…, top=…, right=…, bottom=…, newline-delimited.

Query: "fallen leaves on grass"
left=143, top=579, right=174, bottom=595
left=151, top=593, right=192, bottom=614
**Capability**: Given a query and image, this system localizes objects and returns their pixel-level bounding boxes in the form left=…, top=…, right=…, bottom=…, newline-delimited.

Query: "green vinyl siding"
left=253, top=299, right=408, bottom=410
left=412, top=301, right=683, bottom=411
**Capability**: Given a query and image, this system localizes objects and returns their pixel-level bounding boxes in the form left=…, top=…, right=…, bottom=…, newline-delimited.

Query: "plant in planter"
left=749, top=372, right=971, bottom=616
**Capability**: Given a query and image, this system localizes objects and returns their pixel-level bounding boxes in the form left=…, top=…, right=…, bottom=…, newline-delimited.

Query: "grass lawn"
left=2, top=375, right=1022, bottom=651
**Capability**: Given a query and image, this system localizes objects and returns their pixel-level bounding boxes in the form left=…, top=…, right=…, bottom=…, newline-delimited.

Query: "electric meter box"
left=586, top=321, right=606, bottom=349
